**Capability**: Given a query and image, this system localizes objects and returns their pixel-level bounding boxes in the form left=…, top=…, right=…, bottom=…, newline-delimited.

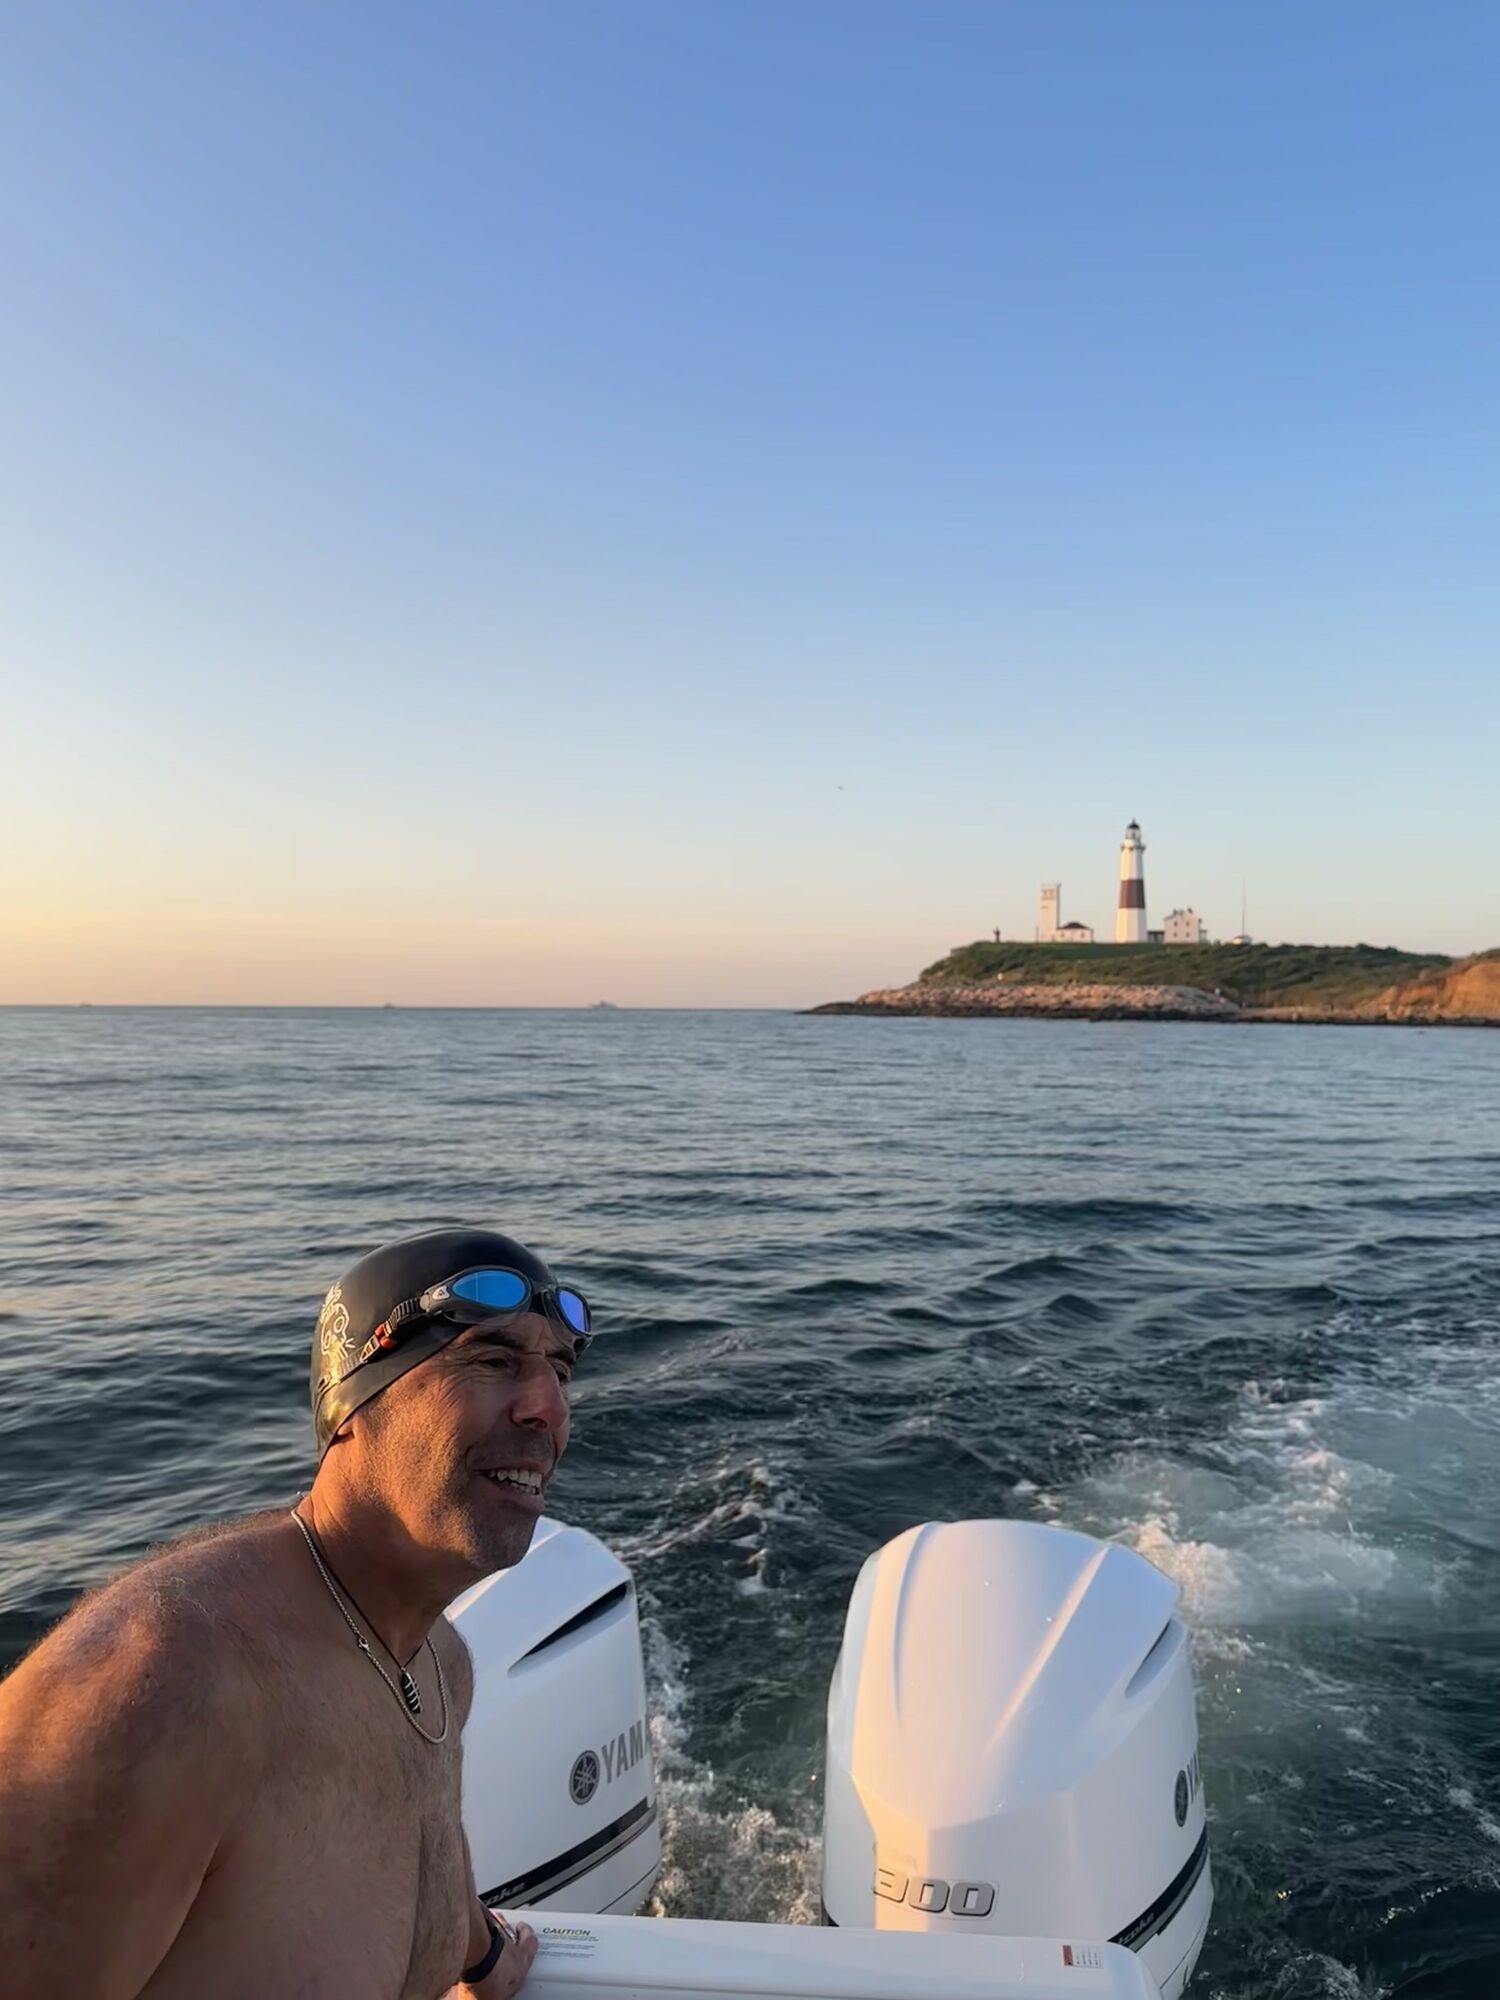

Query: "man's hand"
left=460, top=1914, right=537, bottom=2000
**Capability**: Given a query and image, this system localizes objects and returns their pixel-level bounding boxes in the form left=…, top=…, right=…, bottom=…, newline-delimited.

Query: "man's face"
left=354, top=1312, right=575, bottom=1576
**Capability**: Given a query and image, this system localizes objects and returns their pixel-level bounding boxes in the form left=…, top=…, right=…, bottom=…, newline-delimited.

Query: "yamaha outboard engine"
left=822, top=1521, right=1211, bottom=1999
left=452, top=1520, right=661, bottom=1914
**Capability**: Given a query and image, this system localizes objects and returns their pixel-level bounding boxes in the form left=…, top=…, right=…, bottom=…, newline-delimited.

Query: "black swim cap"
left=310, top=1227, right=559, bottom=1451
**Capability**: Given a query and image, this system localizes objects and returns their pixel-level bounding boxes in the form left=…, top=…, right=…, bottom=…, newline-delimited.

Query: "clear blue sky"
left=4, top=1, right=1497, bottom=1004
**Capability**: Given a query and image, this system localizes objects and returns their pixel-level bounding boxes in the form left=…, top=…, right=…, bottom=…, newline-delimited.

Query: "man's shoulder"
left=92, top=1508, right=286, bottom=1632
left=0, top=1518, right=292, bottom=1985
left=6, top=1512, right=288, bottom=1732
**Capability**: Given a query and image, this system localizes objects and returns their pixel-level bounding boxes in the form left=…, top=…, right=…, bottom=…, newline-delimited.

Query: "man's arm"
left=456, top=1863, right=537, bottom=1999
left=444, top=1622, right=538, bottom=2000
left=0, top=1576, right=250, bottom=2000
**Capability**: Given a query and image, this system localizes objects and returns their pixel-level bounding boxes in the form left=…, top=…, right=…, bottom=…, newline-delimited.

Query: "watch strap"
left=463, top=1908, right=506, bottom=1985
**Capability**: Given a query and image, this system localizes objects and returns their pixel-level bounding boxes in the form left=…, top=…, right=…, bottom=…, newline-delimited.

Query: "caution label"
left=539, top=1926, right=598, bottom=1960
left=1061, top=1943, right=1103, bottom=1969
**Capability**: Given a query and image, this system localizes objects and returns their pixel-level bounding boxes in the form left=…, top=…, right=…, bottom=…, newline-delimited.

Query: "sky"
left=3, top=1, right=1497, bottom=1006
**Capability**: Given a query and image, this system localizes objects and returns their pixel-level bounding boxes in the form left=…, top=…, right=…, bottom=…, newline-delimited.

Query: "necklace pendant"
left=399, top=1668, right=423, bottom=1717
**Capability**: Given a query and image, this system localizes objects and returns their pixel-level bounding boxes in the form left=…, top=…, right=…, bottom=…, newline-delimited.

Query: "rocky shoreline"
left=808, top=975, right=1500, bottom=1027
left=810, top=981, right=1243, bottom=1022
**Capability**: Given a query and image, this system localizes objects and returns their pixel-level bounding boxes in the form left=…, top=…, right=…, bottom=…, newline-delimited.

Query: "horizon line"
left=0, top=1001, right=803, bottom=1013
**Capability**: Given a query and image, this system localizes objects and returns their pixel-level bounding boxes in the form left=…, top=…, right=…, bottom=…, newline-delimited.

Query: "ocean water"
left=3, top=1005, right=1500, bottom=1998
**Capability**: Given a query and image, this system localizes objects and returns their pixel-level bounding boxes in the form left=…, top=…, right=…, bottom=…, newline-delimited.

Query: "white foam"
left=1447, top=1785, right=1500, bottom=1847
left=1056, top=1367, right=1450, bottom=1635
left=639, top=1598, right=818, bottom=1924
left=621, top=1454, right=805, bottom=1597
left=1038, top=1311, right=1500, bottom=1982
left=1239, top=1953, right=1391, bottom=2000
left=734, top=1553, right=771, bottom=1597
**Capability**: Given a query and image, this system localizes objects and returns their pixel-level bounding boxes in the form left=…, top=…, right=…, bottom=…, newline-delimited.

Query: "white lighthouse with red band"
left=1116, top=820, right=1148, bottom=944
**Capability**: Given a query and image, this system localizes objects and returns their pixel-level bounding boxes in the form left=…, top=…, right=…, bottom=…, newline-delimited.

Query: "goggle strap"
left=378, top=1297, right=427, bottom=1341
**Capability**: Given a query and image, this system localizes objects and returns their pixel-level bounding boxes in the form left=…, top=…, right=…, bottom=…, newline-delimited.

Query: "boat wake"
left=640, top=1603, right=819, bottom=1925
left=1037, top=1304, right=1500, bottom=1997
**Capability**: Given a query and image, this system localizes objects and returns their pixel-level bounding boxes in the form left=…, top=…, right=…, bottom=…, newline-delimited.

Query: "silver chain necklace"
left=290, top=1509, right=450, bottom=1745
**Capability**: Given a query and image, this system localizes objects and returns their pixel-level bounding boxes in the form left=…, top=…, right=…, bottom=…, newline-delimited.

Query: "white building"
left=1037, top=885, right=1093, bottom=944
left=1164, top=908, right=1205, bottom=945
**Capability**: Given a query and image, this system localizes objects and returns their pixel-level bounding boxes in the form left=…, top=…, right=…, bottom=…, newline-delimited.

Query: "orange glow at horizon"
left=0, top=907, right=933, bottom=1010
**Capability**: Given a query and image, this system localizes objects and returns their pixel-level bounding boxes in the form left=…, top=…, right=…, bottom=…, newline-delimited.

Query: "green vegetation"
left=920, top=941, right=1453, bottom=1010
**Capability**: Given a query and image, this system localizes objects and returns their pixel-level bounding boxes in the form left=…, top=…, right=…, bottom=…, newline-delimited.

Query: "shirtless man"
left=0, top=1226, right=594, bottom=2000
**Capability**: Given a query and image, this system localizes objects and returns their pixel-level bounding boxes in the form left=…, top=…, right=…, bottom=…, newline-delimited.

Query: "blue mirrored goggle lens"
left=556, top=1289, right=591, bottom=1335
left=451, top=1269, right=531, bottom=1311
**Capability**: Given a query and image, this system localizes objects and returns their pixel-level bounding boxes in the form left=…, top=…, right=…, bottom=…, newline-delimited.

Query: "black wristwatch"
left=463, top=1908, right=507, bottom=1985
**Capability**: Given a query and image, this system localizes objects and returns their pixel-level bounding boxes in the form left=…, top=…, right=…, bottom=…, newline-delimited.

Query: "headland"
left=809, top=943, right=1500, bottom=1028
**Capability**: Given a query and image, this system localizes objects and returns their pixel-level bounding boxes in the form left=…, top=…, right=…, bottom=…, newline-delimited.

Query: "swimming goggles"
left=359, top=1267, right=593, bottom=1366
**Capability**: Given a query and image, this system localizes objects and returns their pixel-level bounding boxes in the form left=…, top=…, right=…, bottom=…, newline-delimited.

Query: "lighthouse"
left=1116, top=819, right=1147, bottom=943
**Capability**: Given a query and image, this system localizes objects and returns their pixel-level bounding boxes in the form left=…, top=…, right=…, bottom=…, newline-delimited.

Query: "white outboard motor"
left=451, top=1520, right=660, bottom=1915
left=822, top=1522, right=1211, bottom=1999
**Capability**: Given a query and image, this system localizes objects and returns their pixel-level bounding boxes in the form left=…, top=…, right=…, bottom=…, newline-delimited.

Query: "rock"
left=810, top=981, right=1243, bottom=1021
